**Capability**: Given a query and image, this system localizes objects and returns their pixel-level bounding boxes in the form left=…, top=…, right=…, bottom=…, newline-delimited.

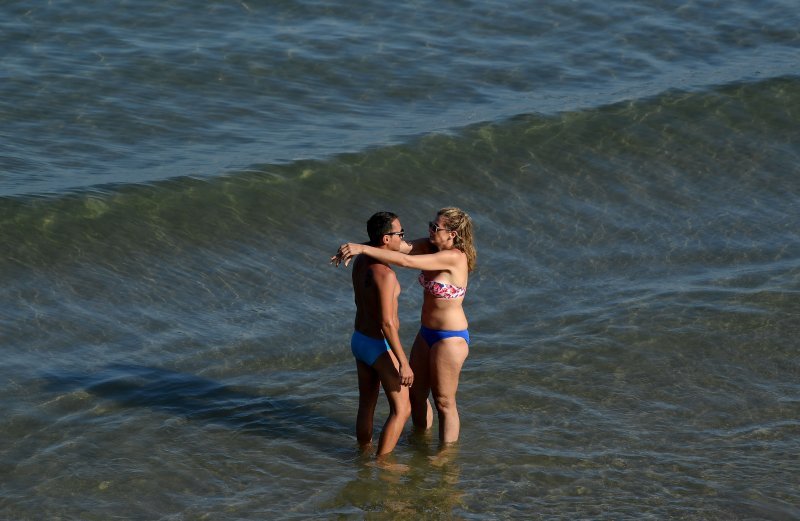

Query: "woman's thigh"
left=430, top=338, right=469, bottom=399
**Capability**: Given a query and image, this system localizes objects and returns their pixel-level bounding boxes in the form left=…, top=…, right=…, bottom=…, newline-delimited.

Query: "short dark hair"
left=366, top=211, right=398, bottom=245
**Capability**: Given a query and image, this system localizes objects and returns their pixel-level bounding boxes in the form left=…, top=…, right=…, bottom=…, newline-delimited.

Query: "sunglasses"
left=385, top=229, right=405, bottom=238
left=429, top=221, right=450, bottom=233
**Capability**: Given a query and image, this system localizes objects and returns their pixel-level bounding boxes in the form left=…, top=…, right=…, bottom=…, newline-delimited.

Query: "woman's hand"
left=330, top=242, right=364, bottom=267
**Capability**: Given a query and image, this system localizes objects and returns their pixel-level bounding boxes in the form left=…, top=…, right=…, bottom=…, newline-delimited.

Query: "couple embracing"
left=331, top=208, right=476, bottom=463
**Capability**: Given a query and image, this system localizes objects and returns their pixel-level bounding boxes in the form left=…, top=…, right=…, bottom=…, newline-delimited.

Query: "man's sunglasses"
left=385, top=229, right=405, bottom=238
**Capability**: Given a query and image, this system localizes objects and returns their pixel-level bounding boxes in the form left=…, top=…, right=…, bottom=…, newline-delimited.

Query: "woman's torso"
left=418, top=259, right=469, bottom=331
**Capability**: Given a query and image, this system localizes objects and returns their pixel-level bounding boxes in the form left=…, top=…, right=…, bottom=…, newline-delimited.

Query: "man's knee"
left=395, top=395, right=411, bottom=420
left=410, top=389, right=428, bottom=406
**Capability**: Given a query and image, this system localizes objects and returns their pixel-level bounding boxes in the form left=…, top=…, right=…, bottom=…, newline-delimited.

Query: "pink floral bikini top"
left=418, top=272, right=467, bottom=299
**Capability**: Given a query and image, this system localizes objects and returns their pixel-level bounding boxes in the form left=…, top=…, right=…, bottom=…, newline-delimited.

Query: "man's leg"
left=372, top=351, right=411, bottom=456
left=409, top=332, right=434, bottom=430
left=355, top=360, right=380, bottom=448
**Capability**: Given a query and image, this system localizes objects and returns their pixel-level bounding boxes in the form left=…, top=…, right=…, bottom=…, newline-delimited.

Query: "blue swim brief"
left=419, top=325, right=470, bottom=347
left=351, top=330, right=391, bottom=366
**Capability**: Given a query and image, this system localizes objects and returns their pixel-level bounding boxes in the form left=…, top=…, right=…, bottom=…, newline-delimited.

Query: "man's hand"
left=398, top=363, right=414, bottom=387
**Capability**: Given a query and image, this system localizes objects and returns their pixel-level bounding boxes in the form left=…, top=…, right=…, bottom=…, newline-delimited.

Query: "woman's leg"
left=430, top=338, right=469, bottom=443
left=372, top=351, right=411, bottom=456
left=355, top=360, right=380, bottom=448
left=409, top=332, right=434, bottom=430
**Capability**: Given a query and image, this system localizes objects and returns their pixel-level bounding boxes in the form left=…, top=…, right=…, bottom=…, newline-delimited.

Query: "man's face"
left=385, top=218, right=405, bottom=251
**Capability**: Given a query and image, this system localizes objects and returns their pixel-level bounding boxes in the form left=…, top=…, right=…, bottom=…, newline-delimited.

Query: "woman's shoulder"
left=436, top=247, right=469, bottom=273
left=445, top=247, right=468, bottom=260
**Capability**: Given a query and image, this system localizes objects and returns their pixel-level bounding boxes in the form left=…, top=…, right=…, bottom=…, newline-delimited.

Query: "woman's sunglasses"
left=429, top=221, right=450, bottom=233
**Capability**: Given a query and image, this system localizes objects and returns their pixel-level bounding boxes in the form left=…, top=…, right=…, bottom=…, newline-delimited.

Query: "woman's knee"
left=433, top=393, right=457, bottom=414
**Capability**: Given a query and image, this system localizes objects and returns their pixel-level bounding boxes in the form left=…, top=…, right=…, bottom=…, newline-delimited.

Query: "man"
left=349, top=211, right=413, bottom=459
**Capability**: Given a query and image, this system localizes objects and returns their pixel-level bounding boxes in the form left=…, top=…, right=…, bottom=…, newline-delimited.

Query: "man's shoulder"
left=368, top=261, right=395, bottom=276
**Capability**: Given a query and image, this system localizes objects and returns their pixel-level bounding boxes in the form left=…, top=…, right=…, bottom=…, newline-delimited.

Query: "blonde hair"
left=438, top=207, right=476, bottom=272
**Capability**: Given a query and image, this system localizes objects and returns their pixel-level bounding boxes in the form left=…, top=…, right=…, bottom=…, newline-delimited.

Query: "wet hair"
left=366, top=211, right=399, bottom=245
left=438, top=207, right=477, bottom=272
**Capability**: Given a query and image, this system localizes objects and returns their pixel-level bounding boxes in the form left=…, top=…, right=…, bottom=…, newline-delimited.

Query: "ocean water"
left=2, top=0, right=799, bottom=519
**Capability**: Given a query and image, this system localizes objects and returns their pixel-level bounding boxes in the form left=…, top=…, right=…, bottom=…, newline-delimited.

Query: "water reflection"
left=328, top=437, right=466, bottom=518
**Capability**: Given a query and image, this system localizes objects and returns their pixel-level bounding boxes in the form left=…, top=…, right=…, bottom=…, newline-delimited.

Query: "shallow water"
left=2, top=0, right=800, bottom=519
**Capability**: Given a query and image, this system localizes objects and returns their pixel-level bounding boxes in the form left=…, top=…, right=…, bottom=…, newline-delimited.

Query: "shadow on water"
left=41, top=364, right=351, bottom=452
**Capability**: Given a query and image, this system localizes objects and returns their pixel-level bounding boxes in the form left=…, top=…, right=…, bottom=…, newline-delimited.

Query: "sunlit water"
left=2, top=0, right=799, bottom=519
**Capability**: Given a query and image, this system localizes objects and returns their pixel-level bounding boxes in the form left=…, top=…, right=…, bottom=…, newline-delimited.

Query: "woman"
left=334, top=207, right=476, bottom=444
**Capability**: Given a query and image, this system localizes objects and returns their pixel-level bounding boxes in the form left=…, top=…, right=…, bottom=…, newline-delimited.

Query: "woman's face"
left=428, top=215, right=454, bottom=249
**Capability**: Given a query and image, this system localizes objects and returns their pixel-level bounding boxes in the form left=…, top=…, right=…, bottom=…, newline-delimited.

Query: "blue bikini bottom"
left=351, top=330, right=390, bottom=366
left=419, top=325, right=470, bottom=347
